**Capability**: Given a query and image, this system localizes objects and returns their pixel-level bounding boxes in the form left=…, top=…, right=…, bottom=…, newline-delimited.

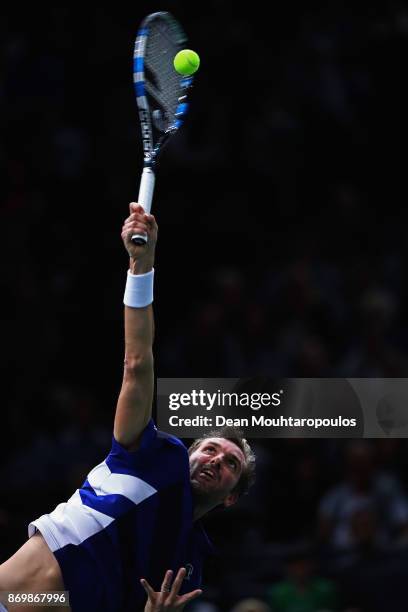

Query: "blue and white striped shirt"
left=28, top=420, right=212, bottom=611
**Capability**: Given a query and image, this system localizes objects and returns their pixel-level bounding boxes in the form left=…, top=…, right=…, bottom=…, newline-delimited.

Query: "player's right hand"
left=122, top=202, right=158, bottom=265
left=141, top=568, right=202, bottom=611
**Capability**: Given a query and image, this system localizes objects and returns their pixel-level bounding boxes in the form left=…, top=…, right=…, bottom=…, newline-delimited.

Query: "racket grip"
left=131, top=167, right=155, bottom=245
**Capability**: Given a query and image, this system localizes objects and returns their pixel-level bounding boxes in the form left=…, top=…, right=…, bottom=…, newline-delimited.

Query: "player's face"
left=189, top=438, right=245, bottom=508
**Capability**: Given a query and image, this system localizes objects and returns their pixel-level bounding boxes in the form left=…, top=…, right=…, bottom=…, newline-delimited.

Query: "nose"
left=210, top=455, right=222, bottom=469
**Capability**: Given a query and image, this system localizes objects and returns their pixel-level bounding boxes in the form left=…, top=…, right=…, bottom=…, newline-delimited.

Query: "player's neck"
left=192, top=495, right=220, bottom=521
left=192, top=502, right=207, bottom=521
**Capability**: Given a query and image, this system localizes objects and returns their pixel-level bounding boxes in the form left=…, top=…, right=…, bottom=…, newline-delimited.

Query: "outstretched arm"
left=113, top=202, right=158, bottom=451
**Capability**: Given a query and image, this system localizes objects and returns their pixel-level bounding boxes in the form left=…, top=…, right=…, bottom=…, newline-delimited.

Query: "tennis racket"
left=132, top=11, right=194, bottom=245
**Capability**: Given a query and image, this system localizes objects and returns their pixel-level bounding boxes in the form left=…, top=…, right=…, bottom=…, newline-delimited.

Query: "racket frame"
left=131, top=12, right=193, bottom=245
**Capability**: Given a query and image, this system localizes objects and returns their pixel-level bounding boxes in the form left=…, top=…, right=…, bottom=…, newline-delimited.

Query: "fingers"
left=140, top=577, right=155, bottom=599
left=122, top=212, right=152, bottom=243
left=170, top=568, right=203, bottom=608
left=127, top=203, right=156, bottom=225
left=121, top=225, right=146, bottom=244
left=141, top=568, right=203, bottom=610
left=160, top=569, right=173, bottom=594
left=122, top=220, right=148, bottom=236
left=129, top=201, right=145, bottom=215
left=178, top=589, right=203, bottom=606
left=170, top=567, right=186, bottom=597
left=125, top=212, right=149, bottom=227
left=167, top=568, right=202, bottom=607
left=128, top=202, right=155, bottom=224
left=123, top=212, right=155, bottom=235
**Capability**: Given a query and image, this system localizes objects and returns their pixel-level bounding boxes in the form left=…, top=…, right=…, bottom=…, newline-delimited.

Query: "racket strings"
left=144, top=22, right=185, bottom=131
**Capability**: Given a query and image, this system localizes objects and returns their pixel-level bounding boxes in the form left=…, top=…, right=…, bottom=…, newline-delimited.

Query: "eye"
left=205, top=445, right=215, bottom=453
left=228, top=458, right=238, bottom=471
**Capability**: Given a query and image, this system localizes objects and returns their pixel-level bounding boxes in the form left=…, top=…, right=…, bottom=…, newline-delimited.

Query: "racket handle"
left=131, top=167, right=156, bottom=245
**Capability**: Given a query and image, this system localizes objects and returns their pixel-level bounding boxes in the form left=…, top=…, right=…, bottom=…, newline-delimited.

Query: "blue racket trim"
left=175, top=102, right=188, bottom=117
left=181, top=76, right=193, bottom=87
left=134, top=81, right=145, bottom=97
left=133, top=57, right=144, bottom=72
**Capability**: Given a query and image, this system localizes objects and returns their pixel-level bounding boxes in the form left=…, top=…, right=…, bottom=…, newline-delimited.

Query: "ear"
left=223, top=491, right=239, bottom=508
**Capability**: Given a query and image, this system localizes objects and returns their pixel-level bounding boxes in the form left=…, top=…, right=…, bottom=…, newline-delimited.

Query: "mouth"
left=197, top=466, right=217, bottom=483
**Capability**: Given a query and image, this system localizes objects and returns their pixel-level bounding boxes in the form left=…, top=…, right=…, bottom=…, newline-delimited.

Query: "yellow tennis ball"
left=173, top=49, right=200, bottom=76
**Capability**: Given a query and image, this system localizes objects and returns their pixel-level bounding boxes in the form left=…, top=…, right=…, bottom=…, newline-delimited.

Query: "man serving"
left=0, top=204, right=255, bottom=612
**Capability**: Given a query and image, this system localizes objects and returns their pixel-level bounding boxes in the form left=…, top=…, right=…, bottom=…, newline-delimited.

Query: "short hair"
left=188, top=426, right=256, bottom=498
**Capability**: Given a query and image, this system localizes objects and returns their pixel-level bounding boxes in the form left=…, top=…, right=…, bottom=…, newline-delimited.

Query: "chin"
left=190, top=478, right=205, bottom=492
left=191, top=478, right=213, bottom=497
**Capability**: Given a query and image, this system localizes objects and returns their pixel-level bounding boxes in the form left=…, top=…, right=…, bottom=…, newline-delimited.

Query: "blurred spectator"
left=318, top=441, right=408, bottom=568
left=190, top=603, right=220, bottom=612
left=230, top=599, right=271, bottom=612
left=337, top=512, right=408, bottom=612
left=337, top=288, right=408, bottom=376
left=266, top=545, right=339, bottom=611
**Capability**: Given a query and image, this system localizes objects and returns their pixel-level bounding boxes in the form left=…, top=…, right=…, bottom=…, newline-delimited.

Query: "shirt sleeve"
left=107, top=419, right=162, bottom=474
left=107, top=419, right=190, bottom=490
left=111, top=418, right=158, bottom=457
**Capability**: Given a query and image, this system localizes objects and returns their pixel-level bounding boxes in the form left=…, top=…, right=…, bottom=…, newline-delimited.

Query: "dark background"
left=2, top=2, right=408, bottom=610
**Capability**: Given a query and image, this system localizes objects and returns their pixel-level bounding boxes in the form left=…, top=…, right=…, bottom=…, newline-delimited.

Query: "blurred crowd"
left=185, top=437, right=408, bottom=612
left=2, top=2, right=408, bottom=611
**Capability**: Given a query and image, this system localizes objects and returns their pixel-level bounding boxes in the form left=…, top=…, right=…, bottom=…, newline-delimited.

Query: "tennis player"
left=0, top=203, right=256, bottom=612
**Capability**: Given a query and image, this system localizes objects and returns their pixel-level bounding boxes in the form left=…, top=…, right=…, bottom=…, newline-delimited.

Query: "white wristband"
left=123, top=268, right=154, bottom=308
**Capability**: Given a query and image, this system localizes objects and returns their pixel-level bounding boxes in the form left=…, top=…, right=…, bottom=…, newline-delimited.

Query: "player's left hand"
left=141, top=567, right=202, bottom=611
